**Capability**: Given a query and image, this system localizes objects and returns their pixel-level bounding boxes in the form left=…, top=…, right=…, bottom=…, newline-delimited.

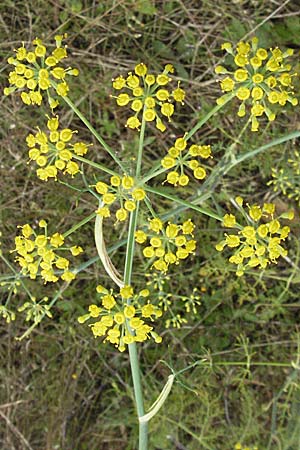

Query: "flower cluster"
left=161, top=136, right=212, bottom=186
left=18, top=296, right=52, bottom=324
left=112, top=63, right=185, bottom=131
left=26, top=115, right=90, bottom=181
left=78, top=285, right=162, bottom=352
left=0, top=306, right=16, bottom=323
left=215, top=37, right=298, bottom=131
left=268, top=150, right=300, bottom=205
left=135, top=218, right=196, bottom=273
left=95, top=175, right=146, bottom=221
left=4, top=35, right=78, bottom=108
left=12, top=221, right=83, bottom=283
left=216, top=198, right=293, bottom=276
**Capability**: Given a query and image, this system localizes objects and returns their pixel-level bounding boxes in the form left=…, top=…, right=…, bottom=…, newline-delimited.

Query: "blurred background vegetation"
left=1, top=1, right=300, bottom=449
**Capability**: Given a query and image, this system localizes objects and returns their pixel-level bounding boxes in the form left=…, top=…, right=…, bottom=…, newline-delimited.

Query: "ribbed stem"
left=124, top=113, right=149, bottom=449
left=124, top=207, right=148, bottom=450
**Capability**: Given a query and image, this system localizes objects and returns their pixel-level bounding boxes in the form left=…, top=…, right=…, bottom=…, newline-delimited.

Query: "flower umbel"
left=268, top=150, right=300, bottom=206
left=95, top=175, right=146, bottom=221
left=216, top=198, right=294, bottom=276
left=216, top=38, right=298, bottom=131
left=12, top=221, right=83, bottom=283
left=4, top=35, right=79, bottom=108
left=161, top=136, right=212, bottom=186
left=78, top=285, right=162, bottom=352
left=26, top=115, right=91, bottom=181
left=135, top=218, right=196, bottom=273
left=112, top=63, right=185, bottom=131
left=18, top=296, right=52, bottom=324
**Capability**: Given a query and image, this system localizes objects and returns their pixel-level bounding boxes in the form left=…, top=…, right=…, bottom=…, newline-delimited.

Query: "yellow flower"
left=161, top=102, right=174, bottom=120
left=102, top=193, right=116, bottom=205
left=248, top=205, right=262, bottom=221
left=50, top=232, right=64, bottom=248
left=156, top=74, right=170, bottom=85
left=251, top=87, right=263, bottom=101
left=172, top=83, right=185, bottom=103
left=4, top=37, right=78, bottom=108
left=223, top=214, right=236, bottom=228
left=116, top=208, right=128, bottom=222
left=13, top=221, right=81, bottom=284
left=110, top=175, right=121, bottom=187
left=102, top=294, right=116, bottom=310
left=161, top=156, right=176, bottom=169
left=70, top=246, right=83, bottom=256
left=96, top=206, right=110, bottom=218
left=162, top=139, right=211, bottom=186
left=143, top=109, right=156, bottom=121
left=216, top=199, right=293, bottom=276
left=217, top=37, right=298, bottom=131
left=236, top=87, right=250, bottom=101
left=126, top=116, right=141, bottom=129
left=221, top=77, right=235, bottom=92
left=112, top=63, right=185, bottom=132
left=149, top=218, right=163, bottom=233
left=26, top=116, right=90, bottom=181
left=120, top=285, right=134, bottom=299
left=95, top=182, right=109, bottom=194
left=136, top=219, right=196, bottom=273
left=112, top=76, right=126, bottom=90
left=225, top=235, right=240, bottom=247
left=124, top=200, right=136, bottom=211
left=132, top=188, right=146, bottom=201
left=234, top=69, right=248, bottom=82
left=135, top=63, right=147, bottom=76
left=79, top=285, right=162, bottom=351
left=194, top=167, right=206, bottom=179
left=117, top=93, right=130, bottom=106
left=135, top=230, right=147, bottom=243
left=174, top=137, right=187, bottom=151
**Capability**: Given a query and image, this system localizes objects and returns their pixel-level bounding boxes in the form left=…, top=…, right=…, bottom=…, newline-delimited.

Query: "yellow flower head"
left=162, top=138, right=212, bottom=186
left=216, top=199, right=293, bottom=276
left=216, top=37, right=298, bottom=131
left=112, top=63, right=185, bottom=132
left=78, top=286, right=162, bottom=351
left=136, top=219, right=196, bottom=273
left=13, top=221, right=82, bottom=284
left=4, top=36, right=79, bottom=109
left=26, top=115, right=90, bottom=181
left=94, top=175, right=147, bottom=223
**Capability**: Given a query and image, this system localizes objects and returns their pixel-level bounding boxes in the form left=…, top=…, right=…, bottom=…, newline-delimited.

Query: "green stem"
left=121, top=113, right=148, bottom=448
left=124, top=206, right=148, bottom=449
left=136, top=113, right=146, bottom=177
left=63, top=212, right=96, bottom=238
left=73, top=155, right=119, bottom=177
left=62, top=95, right=126, bottom=172
left=142, top=166, right=166, bottom=184
left=128, top=342, right=148, bottom=449
left=233, top=130, right=300, bottom=167
left=144, top=185, right=222, bottom=221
